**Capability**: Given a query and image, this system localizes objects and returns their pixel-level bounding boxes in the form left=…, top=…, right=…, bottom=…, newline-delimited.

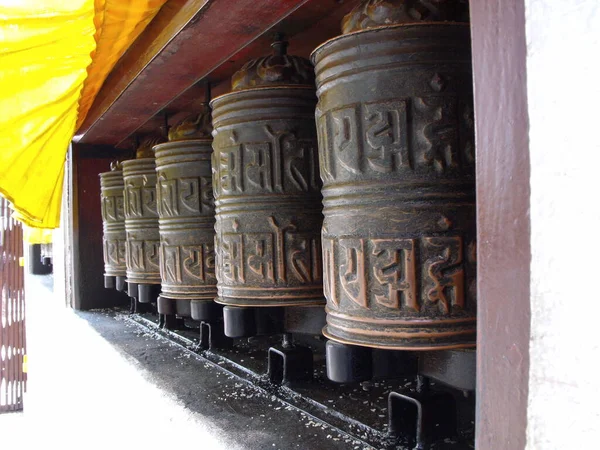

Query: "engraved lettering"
left=162, top=245, right=182, bottom=283
left=414, top=96, right=460, bottom=172
left=158, top=174, right=178, bottom=217
left=127, top=240, right=144, bottom=270
left=146, top=241, right=160, bottom=271
left=178, top=177, right=200, bottom=213
left=220, top=146, right=244, bottom=193
left=317, top=112, right=335, bottom=182
left=365, top=99, right=410, bottom=172
left=142, top=185, right=157, bottom=216
left=246, top=233, right=275, bottom=282
left=339, top=238, right=367, bottom=308
left=245, top=143, right=273, bottom=191
left=222, top=233, right=244, bottom=283
left=287, top=233, right=322, bottom=283
left=116, top=196, right=125, bottom=221
left=125, top=181, right=142, bottom=217
left=331, top=105, right=361, bottom=174
left=424, top=236, right=465, bottom=313
left=182, top=245, right=204, bottom=281
left=322, top=238, right=338, bottom=306
left=372, top=238, right=418, bottom=311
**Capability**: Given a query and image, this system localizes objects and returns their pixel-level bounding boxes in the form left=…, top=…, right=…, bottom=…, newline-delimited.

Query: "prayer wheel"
left=312, top=0, right=476, bottom=350
left=153, top=106, right=218, bottom=319
left=99, top=162, right=126, bottom=291
left=211, top=37, right=325, bottom=310
left=122, top=136, right=166, bottom=303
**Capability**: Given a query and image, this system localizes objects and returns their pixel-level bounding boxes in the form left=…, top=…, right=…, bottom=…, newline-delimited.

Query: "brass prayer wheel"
left=100, top=162, right=126, bottom=290
left=153, top=106, right=217, bottom=317
left=122, top=136, right=165, bottom=302
left=312, top=0, right=476, bottom=350
left=211, top=37, right=325, bottom=308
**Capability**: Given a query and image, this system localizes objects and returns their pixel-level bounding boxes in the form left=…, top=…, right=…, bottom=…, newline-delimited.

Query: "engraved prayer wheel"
left=122, top=136, right=166, bottom=303
left=312, top=0, right=476, bottom=350
left=211, top=37, right=325, bottom=308
left=99, top=162, right=126, bottom=291
left=153, top=106, right=218, bottom=318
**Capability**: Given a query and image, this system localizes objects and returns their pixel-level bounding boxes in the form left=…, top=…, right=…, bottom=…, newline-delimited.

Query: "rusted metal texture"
left=99, top=164, right=126, bottom=279
left=312, top=18, right=476, bottom=350
left=122, top=137, right=164, bottom=288
left=211, top=39, right=325, bottom=308
left=0, top=196, right=26, bottom=413
left=154, top=108, right=217, bottom=314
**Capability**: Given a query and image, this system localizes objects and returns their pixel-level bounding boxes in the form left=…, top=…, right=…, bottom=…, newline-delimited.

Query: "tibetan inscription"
left=317, top=95, right=470, bottom=182
left=323, top=235, right=467, bottom=314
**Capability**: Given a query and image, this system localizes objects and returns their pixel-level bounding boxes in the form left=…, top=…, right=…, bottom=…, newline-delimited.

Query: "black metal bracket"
left=267, top=334, right=313, bottom=385
left=199, top=321, right=233, bottom=350
left=388, top=378, right=458, bottom=449
left=159, top=313, right=186, bottom=331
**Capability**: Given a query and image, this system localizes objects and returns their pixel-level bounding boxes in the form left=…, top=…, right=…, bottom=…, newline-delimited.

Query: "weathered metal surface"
left=0, top=196, right=26, bottom=413
left=99, top=164, right=126, bottom=280
left=312, top=22, right=476, bottom=350
left=122, top=137, right=164, bottom=287
left=154, top=108, right=217, bottom=311
left=211, top=40, right=325, bottom=308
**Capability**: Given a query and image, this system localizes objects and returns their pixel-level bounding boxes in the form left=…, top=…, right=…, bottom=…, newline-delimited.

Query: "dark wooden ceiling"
left=74, top=0, right=361, bottom=151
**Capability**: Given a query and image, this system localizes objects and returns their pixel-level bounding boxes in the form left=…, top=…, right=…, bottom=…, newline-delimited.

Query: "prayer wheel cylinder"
left=312, top=1, right=476, bottom=350
left=122, top=136, right=165, bottom=302
left=99, top=163, right=126, bottom=287
left=211, top=38, right=325, bottom=308
left=153, top=107, right=217, bottom=317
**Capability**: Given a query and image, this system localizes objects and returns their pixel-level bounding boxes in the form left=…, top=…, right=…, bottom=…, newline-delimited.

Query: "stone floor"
left=0, top=273, right=369, bottom=450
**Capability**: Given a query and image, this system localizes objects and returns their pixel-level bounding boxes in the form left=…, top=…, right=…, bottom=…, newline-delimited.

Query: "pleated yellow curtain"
left=0, top=0, right=166, bottom=240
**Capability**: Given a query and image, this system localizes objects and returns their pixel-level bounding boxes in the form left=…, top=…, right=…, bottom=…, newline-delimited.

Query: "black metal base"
left=115, top=276, right=127, bottom=293
left=419, top=350, right=476, bottom=392
left=326, top=340, right=418, bottom=383
left=157, top=297, right=204, bottom=318
left=199, top=321, right=233, bottom=350
left=138, top=283, right=160, bottom=303
left=223, top=306, right=284, bottom=338
left=128, top=282, right=138, bottom=298
left=191, top=300, right=222, bottom=322
left=157, top=296, right=176, bottom=315
left=104, top=275, right=116, bottom=290
left=268, top=341, right=313, bottom=385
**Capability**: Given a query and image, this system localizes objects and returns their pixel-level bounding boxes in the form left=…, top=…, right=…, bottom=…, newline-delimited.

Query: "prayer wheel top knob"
left=135, top=135, right=166, bottom=159
left=231, top=34, right=315, bottom=91
left=109, top=160, right=123, bottom=171
left=168, top=104, right=213, bottom=142
left=341, top=0, right=469, bottom=34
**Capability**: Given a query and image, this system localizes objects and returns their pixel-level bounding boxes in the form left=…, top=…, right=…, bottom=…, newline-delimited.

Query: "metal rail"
left=0, top=196, right=26, bottom=413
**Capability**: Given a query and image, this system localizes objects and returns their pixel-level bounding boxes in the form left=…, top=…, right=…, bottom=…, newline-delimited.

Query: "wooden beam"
left=74, top=0, right=316, bottom=145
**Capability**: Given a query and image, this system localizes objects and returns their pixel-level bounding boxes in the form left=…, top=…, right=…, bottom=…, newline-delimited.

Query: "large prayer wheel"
left=99, top=162, right=126, bottom=291
left=153, top=107, right=217, bottom=318
left=312, top=0, right=476, bottom=350
left=211, top=37, right=325, bottom=308
left=122, top=136, right=165, bottom=303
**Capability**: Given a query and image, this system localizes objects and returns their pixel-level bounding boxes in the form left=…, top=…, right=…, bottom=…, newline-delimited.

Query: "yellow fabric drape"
left=0, top=0, right=166, bottom=237
left=23, top=226, right=53, bottom=245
